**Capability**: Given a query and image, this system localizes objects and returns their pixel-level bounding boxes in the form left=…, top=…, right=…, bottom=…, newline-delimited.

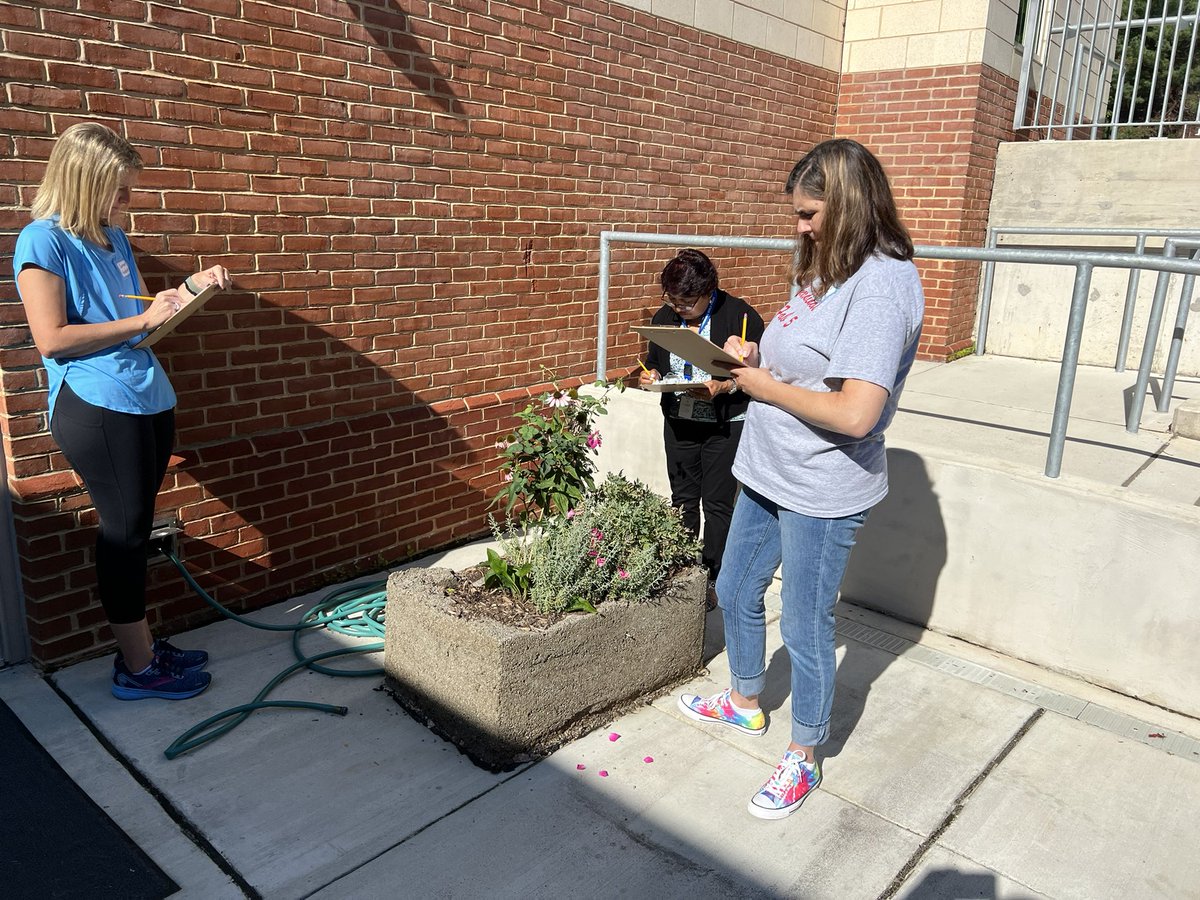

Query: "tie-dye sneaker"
left=677, top=688, right=766, bottom=735
left=747, top=749, right=821, bottom=819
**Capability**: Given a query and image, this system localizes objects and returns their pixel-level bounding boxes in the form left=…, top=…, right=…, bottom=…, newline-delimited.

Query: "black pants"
left=663, top=416, right=742, bottom=582
left=50, top=382, right=175, bottom=625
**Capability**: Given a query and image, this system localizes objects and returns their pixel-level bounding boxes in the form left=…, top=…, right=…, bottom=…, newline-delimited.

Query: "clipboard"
left=641, top=380, right=695, bottom=393
left=632, top=325, right=743, bottom=378
left=132, top=282, right=221, bottom=349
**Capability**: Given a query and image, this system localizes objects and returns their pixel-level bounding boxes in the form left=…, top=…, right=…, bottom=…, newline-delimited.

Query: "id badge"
left=677, top=396, right=696, bottom=420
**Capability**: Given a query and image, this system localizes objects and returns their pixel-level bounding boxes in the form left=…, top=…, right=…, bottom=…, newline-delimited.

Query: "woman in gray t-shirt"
left=678, top=139, right=925, bottom=820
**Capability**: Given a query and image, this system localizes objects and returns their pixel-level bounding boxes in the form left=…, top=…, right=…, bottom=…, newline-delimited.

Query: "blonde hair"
left=30, top=122, right=144, bottom=246
left=785, top=139, right=912, bottom=295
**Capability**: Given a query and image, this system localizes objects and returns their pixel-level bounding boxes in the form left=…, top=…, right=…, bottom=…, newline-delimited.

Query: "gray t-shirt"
left=733, top=253, right=925, bottom=517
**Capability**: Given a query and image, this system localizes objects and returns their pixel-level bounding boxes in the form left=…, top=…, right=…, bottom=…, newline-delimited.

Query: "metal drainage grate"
left=835, top=618, right=1200, bottom=762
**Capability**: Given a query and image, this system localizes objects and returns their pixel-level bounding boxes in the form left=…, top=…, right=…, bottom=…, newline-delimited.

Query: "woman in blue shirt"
left=14, top=122, right=231, bottom=700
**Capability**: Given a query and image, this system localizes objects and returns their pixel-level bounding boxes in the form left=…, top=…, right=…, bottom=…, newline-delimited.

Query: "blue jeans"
left=715, top=485, right=867, bottom=746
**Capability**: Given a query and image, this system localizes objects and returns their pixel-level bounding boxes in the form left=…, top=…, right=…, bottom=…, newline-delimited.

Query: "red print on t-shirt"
left=776, top=287, right=818, bottom=328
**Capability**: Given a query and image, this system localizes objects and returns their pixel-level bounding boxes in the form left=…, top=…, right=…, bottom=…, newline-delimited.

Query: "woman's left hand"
left=725, top=365, right=777, bottom=400
left=182, top=265, right=232, bottom=300
left=687, top=379, right=735, bottom=401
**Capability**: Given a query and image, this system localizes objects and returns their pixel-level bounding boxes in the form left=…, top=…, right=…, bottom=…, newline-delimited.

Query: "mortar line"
left=875, top=708, right=1045, bottom=900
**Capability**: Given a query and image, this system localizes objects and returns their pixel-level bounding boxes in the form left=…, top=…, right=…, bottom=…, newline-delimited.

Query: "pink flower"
left=566, top=508, right=578, bottom=519
left=586, top=430, right=602, bottom=450
left=590, top=528, right=603, bottom=542
left=618, top=569, right=629, bottom=579
left=543, top=392, right=571, bottom=408
left=595, top=556, right=606, bottom=566
left=502, top=472, right=513, bottom=482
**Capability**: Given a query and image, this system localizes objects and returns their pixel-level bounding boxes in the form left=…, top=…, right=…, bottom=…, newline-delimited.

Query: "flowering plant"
left=526, top=473, right=700, bottom=614
left=493, top=376, right=619, bottom=524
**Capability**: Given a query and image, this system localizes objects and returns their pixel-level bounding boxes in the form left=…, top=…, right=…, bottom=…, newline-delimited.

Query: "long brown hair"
left=30, top=122, right=144, bottom=246
left=785, top=139, right=912, bottom=295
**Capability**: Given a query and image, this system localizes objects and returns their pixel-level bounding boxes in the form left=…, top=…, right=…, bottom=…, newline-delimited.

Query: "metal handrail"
left=598, top=231, right=1200, bottom=479
left=976, top=226, right=1200, bottom=372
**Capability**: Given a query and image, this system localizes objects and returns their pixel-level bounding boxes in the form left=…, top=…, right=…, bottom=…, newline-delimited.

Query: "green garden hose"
left=162, top=551, right=388, bottom=760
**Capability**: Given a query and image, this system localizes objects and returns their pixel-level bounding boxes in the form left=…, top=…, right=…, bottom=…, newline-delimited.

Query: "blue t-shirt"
left=13, top=218, right=176, bottom=417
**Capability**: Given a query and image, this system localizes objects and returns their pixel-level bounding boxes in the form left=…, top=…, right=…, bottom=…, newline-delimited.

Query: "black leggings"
left=663, top=416, right=742, bottom=582
left=50, top=382, right=175, bottom=625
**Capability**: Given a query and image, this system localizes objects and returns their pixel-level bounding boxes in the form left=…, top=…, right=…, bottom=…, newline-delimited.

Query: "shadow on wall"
left=359, top=2, right=467, bottom=116
left=828, top=448, right=947, bottom=757
left=135, top=290, right=499, bottom=632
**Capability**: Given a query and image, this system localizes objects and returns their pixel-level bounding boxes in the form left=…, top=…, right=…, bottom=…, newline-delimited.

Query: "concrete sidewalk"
left=4, top=354, right=1200, bottom=899
left=3, top=535, right=1199, bottom=899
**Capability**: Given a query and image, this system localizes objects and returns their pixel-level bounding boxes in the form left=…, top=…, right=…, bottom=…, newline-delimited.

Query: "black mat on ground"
left=0, top=696, right=177, bottom=899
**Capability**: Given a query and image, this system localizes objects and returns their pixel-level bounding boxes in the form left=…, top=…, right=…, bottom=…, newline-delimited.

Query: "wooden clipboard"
left=632, top=325, right=743, bottom=378
left=132, top=282, right=221, bottom=349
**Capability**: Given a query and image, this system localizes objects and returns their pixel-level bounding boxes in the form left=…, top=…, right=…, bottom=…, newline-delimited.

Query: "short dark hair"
left=660, top=248, right=718, bottom=297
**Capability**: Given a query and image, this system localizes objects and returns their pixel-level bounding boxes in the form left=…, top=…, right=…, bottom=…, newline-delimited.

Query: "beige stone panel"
left=739, top=0, right=785, bottom=17
left=732, top=4, right=770, bottom=47
left=939, top=0, right=991, bottom=32
left=845, top=6, right=882, bottom=41
left=813, top=0, right=847, bottom=38
left=880, top=0, right=942, bottom=38
left=651, top=0, right=695, bottom=27
left=905, top=29, right=973, bottom=67
left=694, top=0, right=735, bottom=37
left=763, top=17, right=800, bottom=57
left=797, top=27, right=831, bottom=68
left=846, top=34, right=910, bottom=71
left=620, top=0, right=653, bottom=11
left=824, top=37, right=844, bottom=71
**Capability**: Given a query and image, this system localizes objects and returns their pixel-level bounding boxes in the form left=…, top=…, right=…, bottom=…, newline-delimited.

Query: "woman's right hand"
left=142, top=289, right=185, bottom=331
left=638, top=366, right=660, bottom=388
left=723, top=337, right=760, bottom=368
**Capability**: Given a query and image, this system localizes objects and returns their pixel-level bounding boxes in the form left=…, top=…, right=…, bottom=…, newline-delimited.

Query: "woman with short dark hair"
left=639, top=249, right=764, bottom=606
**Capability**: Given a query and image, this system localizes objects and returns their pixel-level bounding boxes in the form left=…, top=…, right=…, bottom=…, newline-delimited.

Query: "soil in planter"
left=442, top=566, right=562, bottom=631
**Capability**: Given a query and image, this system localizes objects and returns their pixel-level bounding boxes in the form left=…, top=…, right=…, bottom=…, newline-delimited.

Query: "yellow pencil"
left=120, top=293, right=157, bottom=302
left=739, top=313, right=747, bottom=361
left=638, top=359, right=652, bottom=375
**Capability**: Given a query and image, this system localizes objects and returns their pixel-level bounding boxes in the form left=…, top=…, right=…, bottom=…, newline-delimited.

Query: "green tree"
left=1112, top=0, right=1199, bottom=137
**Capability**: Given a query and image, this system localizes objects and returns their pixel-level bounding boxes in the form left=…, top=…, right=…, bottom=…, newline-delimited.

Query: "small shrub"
left=527, top=473, right=700, bottom=615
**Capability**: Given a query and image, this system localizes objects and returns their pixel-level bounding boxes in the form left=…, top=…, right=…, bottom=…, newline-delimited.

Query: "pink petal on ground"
left=643, top=756, right=654, bottom=763
left=598, top=770, right=609, bottom=777
left=608, top=732, right=620, bottom=742
left=576, top=763, right=586, bottom=770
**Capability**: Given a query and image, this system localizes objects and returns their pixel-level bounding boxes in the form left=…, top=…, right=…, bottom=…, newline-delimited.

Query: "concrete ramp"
left=594, top=355, right=1200, bottom=718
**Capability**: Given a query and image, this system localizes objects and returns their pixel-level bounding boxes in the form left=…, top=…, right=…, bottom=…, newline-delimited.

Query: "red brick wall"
left=837, top=63, right=1021, bottom=359
left=0, top=0, right=837, bottom=665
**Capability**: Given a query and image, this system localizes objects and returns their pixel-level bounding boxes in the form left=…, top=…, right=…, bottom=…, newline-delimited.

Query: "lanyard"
left=680, top=293, right=716, bottom=381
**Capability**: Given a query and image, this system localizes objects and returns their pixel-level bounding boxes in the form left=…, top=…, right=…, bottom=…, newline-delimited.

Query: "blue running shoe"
left=112, top=653, right=211, bottom=701
left=115, top=638, right=208, bottom=673
left=152, top=638, right=209, bottom=671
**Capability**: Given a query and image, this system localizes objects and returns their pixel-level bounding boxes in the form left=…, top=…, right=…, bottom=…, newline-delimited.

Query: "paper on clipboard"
left=132, top=282, right=221, bottom=349
left=632, top=325, right=743, bottom=378
left=641, top=380, right=695, bottom=392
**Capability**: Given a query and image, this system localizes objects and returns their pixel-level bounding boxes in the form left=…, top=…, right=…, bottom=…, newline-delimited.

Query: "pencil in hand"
left=120, top=294, right=158, bottom=302
left=739, top=313, right=747, bottom=362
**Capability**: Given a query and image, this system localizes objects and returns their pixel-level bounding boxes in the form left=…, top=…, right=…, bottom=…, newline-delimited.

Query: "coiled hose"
left=162, top=551, right=388, bottom=760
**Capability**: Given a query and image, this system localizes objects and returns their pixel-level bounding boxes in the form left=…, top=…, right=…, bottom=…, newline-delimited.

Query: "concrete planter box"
left=383, top=565, right=707, bottom=770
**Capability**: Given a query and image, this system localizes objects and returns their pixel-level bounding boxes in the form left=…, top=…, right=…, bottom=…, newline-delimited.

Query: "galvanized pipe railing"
left=976, top=226, right=1200, bottom=371
left=1128, top=238, right=1200, bottom=432
left=599, top=231, right=1200, bottom=478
